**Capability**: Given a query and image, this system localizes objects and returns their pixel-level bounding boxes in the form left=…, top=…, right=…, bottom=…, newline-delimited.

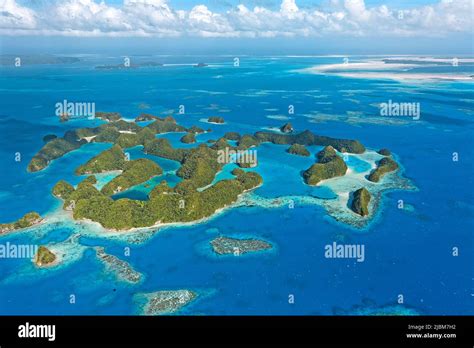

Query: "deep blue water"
left=0, top=55, right=472, bottom=315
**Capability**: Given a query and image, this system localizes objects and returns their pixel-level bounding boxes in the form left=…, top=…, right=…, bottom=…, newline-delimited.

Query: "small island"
left=287, top=144, right=310, bottom=157
left=208, top=116, right=225, bottom=124
left=350, top=188, right=371, bottom=216
left=180, top=133, right=196, bottom=144
left=378, top=148, right=392, bottom=156
left=211, top=236, right=272, bottom=255
left=96, top=247, right=142, bottom=283
left=188, top=125, right=205, bottom=134
left=34, top=246, right=56, bottom=267
left=368, top=157, right=399, bottom=182
left=280, top=122, right=294, bottom=133
left=138, top=290, right=197, bottom=315
left=303, top=146, right=347, bottom=185
left=0, top=212, right=43, bottom=235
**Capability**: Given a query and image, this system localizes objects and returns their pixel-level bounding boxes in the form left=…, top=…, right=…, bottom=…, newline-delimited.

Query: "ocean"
left=0, top=55, right=472, bottom=315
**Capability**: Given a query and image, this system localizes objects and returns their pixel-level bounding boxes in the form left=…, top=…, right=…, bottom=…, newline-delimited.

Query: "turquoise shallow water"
left=0, top=56, right=472, bottom=315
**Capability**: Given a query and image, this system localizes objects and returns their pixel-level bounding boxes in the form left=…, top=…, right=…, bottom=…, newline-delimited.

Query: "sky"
left=0, top=0, right=473, bottom=54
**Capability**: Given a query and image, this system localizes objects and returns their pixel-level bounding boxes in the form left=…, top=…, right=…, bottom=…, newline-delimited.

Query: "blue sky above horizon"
left=1, top=0, right=473, bottom=54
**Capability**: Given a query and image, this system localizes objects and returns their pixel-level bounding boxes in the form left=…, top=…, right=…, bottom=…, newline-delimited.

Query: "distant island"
left=211, top=236, right=272, bottom=255
left=137, top=290, right=197, bottom=315
left=95, top=62, right=164, bottom=70
left=208, top=116, right=225, bottom=124
left=0, top=54, right=80, bottom=66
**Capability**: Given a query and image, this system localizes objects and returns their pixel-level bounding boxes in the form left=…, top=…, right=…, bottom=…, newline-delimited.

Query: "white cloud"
left=0, top=0, right=472, bottom=38
left=0, top=0, right=37, bottom=29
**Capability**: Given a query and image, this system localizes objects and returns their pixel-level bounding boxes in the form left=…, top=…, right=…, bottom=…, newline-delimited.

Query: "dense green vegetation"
left=57, top=167, right=262, bottom=230
left=224, top=132, right=241, bottom=141
left=32, top=111, right=378, bottom=230
left=287, top=144, right=310, bottom=157
left=92, top=127, right=121, bottom=143
left=110, top=120, right=142, bottom=132
left=351, top=188, right=371, bottom=216
left=143, top=138, right=188, bottom=162
left=114, top=127, right=155, bottom=148
left=101, top=159, right=162, bottom=196
left=180, top=133, right=196, bottom=144
left=255, top=130, right=365, bottom=154
left=303, top=146, right=348, bottom=185
left=0, top=212, right=42, bottom=234
left=35, top=246, right=56, bottom=266
left=76, top=145, right=126, bottom=175
left=210, top=138, right=231, bottom=151
left=237, top=134, right=260, bottom=150
left=208, top=116, right=224, bottom=124
left=146, top=118, right=187, bottom=133
left=368, top=157, right=399, bottom=182
left=176, top=145, right=221, bottom=188
left=28, top=138, right=84, bottom=172
left=52, top=180, right=75, bottom=199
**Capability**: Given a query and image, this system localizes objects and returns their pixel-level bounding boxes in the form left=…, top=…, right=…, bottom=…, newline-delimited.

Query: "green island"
left=23, top=111, right=386, bottom=230
left=188, top=125, right=205, bottom=134
left=180, top=132, right=196, bottom=144
left=303, top=146, right=348, bottom=185
left=52, top=137, right=262, bottom=229
left=350, top=188, right=371, bottom=217
left=34, top=246, right=56, bottom=267
left=287, top=143, right=310, bottom=157
left=0, top=212, right=43, bottom=235
left=211, top=236, right=272, bottom=255
left=28, top=114, right=186, bottom=172
left=368, top=157, right=399, bottom=182
left=208, top=116, right=225, bottom=124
